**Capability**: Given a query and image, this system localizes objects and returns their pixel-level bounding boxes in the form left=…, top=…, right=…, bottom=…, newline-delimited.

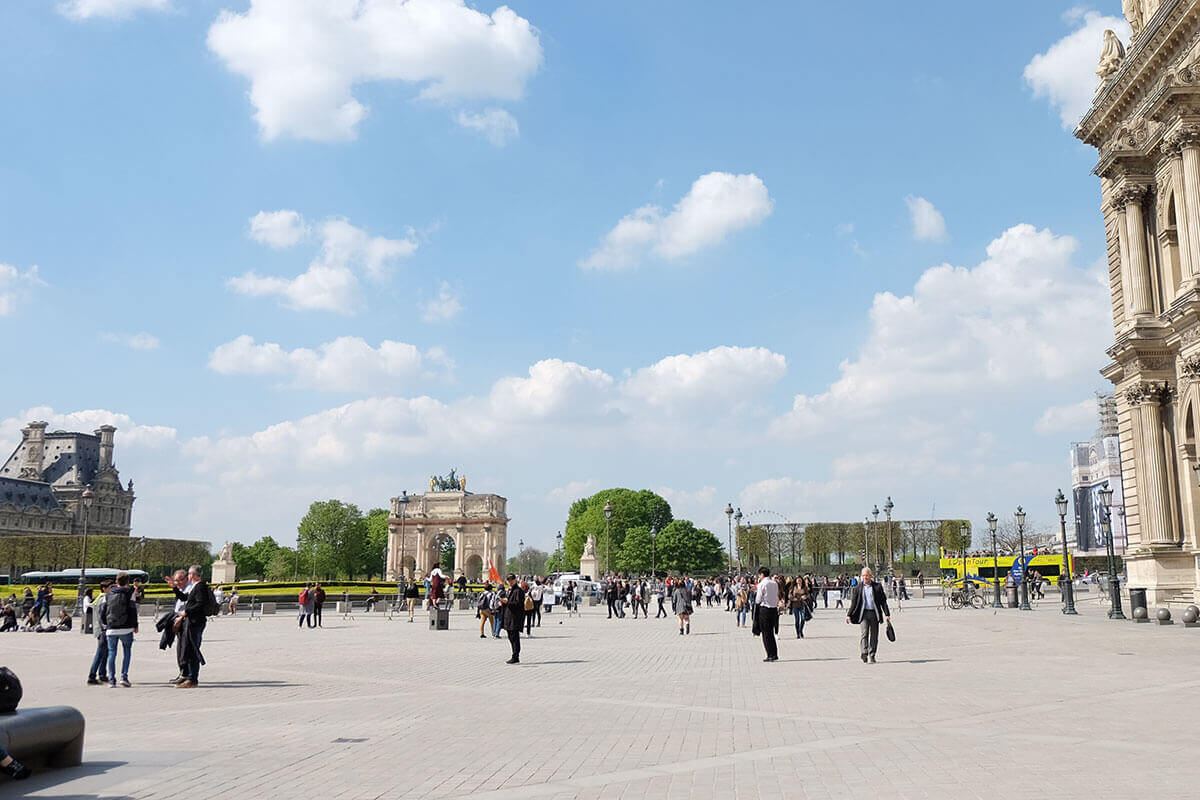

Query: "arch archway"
left=428, top=531, right=454, bottom=573
left=465, top=554, right=483, bottom=582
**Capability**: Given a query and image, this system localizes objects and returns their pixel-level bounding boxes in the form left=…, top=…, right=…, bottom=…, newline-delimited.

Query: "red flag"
left=487, top=560, right=502, bottom=583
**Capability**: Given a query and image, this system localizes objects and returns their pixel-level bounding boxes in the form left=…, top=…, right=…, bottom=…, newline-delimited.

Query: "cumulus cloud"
left=0, top=264, right=44, bottom=316
left=488, top=359, right=615, bottom=420
left=58, top=0, right=168, bottom=20
left=1, top=407, right=177, bottom=449
left=421, top=282, right=463, bottom=322
left=1024, top=9, right=1131, bottom=129
left=773, top=224, right=1109, bottom=437
left=207, top=0, right=543, bottom=141
left=1035, top=398, right=1099, bottom=434
left=456, top=108, right=519, bottom=146
left=249, top=210, right=309, bottom=249
left=208, top=335, right=447, bottom=392
left=905, top=195, right=948, bottom=242
left=622, top=346, right=786, bottom=411
left=102, top=332, right=161, bottom=350
left=227, top=212, right=418, bottom=313
left=582, top=172, right=773, bottom=270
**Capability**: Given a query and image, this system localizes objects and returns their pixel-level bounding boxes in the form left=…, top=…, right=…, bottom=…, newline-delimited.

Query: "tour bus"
left=938, top=549, right=1074, bottom=585
left=20, top=568, right=150, bottom=585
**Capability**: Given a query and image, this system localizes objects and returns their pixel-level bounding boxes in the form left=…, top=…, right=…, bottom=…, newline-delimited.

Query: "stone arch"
left=464, top=554, right=483, bottom=582
left=428, top=530, right=454, bottom=573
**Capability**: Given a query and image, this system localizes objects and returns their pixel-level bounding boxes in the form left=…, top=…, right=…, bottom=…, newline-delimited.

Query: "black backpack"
left=203, top=585, right=219, bottom=617
left=0, top=667, right=22, bottom=713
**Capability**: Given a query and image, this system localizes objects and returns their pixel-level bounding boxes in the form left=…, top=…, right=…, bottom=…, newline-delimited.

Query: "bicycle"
left=948, top=583, right=986, bottom=609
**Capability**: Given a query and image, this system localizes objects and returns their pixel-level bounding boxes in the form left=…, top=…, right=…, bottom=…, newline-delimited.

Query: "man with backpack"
left=172, top=565, right=217, bottom=688
left=102, top=572, right=139, bottom=687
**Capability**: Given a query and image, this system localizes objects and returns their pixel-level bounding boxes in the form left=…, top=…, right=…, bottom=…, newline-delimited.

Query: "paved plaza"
left=4, top=593, right=1199, bottom=799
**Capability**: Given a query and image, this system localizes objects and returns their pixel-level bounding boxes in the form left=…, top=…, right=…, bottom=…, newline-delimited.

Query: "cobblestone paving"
left=4, top=592, right=1199, bottom=798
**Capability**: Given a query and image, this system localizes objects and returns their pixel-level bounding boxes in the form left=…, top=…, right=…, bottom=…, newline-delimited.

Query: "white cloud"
left=102, top=332, right=161, bottom=350
left=208, top=335, right=444, bottom=392
left=545, top=479, right=603, bottom=506
left=249, top=210, right=309, bottom=249
left=1, top=407, right=176, bottom=450
left=456, top=108, right=519, bottom=146
left=582, top=172, right=773, bottom=270
left=1035, top=398, right=1099, bottom=434
left=905, top=195, right=948, bottom=242
left=488, top=359, right=615, bottom=420
left=773, top=223, right=1109, bottom=437
left=206, top=0, right=543, bottom=142
left=622, top=346, right=786, bottom=411
left=58, top=0, right=168, bottom=20
left=1024, top=10, right=1131, bottom=129
left=227, top=212, right=418, bottom=313
left=421, top=282, right=463, bottom=322
left=0, top=264, right=44, bottom=316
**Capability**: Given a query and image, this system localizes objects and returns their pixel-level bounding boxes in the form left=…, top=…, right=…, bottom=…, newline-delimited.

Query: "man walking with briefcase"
left=846, top=567, right=890, bottom=664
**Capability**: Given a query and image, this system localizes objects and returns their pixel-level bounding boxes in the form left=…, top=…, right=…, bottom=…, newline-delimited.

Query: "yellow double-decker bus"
left=938, top=549, right=1074, bottom=585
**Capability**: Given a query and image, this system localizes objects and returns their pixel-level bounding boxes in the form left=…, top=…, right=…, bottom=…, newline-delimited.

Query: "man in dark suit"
left=498, top=574, right=525, bottom=665
left=845, top=567, right=890, bottom=663
left=173, top=565, right=213, bottom=688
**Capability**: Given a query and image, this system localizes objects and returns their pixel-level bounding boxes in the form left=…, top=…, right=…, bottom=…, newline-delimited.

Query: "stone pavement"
left=3, top=592, right=1199, bottom=799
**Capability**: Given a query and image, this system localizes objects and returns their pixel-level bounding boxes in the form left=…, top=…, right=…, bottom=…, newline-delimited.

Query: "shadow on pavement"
left=13, top=759, right=130, bottom=798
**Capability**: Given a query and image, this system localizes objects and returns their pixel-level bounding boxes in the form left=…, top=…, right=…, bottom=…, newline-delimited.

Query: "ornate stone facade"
left=0, top=422, right=136, bottom=537
left=385, top=486, right=508, bottom=582
left=1077, top=0, right=1200, bottom=603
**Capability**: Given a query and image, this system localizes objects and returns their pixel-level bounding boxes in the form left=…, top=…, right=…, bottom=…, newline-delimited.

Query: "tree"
left=232, top=536, right=281, bottom=580
left=656, top=520, right=725, bottom=574
left=513, top=546, right=548, bottom=576
left=993, top=518, right=1056, bottom=555
left=563, top=488, right=673, bottom=574
left=364, top=508, right=390, bottom=579
left=936, top=520, right=972, bottom=553
left=617, top=525, right=653, bottom=574
left=297, top=500, right=367, bottom=579
left=439, top=536, right=456, bottom=571
left=737, top=525, right=768, bottom=568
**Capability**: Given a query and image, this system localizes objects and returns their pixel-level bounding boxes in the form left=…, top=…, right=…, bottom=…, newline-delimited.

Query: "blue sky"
left=0, top=1, right=1131, bottom=552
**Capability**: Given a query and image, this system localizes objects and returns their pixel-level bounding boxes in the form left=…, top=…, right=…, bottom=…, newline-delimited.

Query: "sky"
left=0, top=1, right=1134, bottom=553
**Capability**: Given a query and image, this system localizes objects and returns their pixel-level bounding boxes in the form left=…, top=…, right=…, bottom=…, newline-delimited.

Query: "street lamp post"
left=734, top=508, right=743, bottom=571
left=398, top=490, right=409, bottom=583
left=725, top=503, right=734, bottom=575
left=75, top=486, right=94, bottom=625
left=1055, top=489, right=1077, bottom=615
left=884, top=497, right=895, bottom=579
left=603, top=501, right=613, bottom=577
left=1016, top=506, right=1031, bottom=611
left=650, top=525, right=657, bottom=577
left=1098, top=482, right=1125, bottom=619
left=871, top=505, right=879, bottom=571
left=960, top=522, right=968, bottom=589
left=556, top=531, right=563, bottom=572
left=518, top=539, right=525, bottom=576
left=988, top=512, right=1001, bottom=608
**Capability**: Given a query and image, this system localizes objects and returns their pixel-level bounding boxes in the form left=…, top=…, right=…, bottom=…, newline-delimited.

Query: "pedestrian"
left=788, top=578, right=808, bottom=639
left=228, top=588, right=240, bottom=615
left=498, top=574, right=525, bottom=664
left=671, top=576, right=693, bottom=635
left=405, top=577, right=420, bottom=622
left=312, top=582, right=326, bottom=627
left=846, top=567, right=890, bottom=664
left=365, top=588, right=379, bottom=613
left=298, top=583, right=314, bottom=628
left=477, top=582, right=496, bottom=639
left=606, top=578, right=619, bottom=619
left=103, top=571, right=139, bottom=687
left=428, top=566, right=446, bottom=609
left=87, top=579, right=114, bottom=685
left=172, top=565, right=215, bottom=688
left=754, top=567, right=779, bottom=662
left=735, top=583, right=749, bottom=627
left=655, top=580, right=668, bottom=618
left=528, top=580, right=543, bottom=628
left=0, top=746, right=31, bottom=781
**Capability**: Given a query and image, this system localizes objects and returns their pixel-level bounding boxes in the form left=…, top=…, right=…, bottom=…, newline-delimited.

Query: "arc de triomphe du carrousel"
left=385, top=470, right=509, bottom=582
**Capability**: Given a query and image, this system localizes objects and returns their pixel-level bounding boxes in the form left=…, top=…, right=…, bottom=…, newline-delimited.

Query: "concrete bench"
left=336, top=601, right=352, bottom=613
left=0, top=706, right=85, bottom=769
left=259, top=602, right=276, bottom=615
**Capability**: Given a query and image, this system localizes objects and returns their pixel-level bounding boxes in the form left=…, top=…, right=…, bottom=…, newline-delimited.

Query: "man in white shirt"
left=754, top=566, right=779, bottom=662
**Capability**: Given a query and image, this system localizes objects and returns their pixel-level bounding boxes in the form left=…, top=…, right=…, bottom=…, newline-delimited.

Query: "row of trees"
left=735, top=519, right=974, bottom=569
left=232, top=501, right=395, bottom=581
left=560, top=489, right=726, bottom=575
left=0, top=535, right=211, bottom=579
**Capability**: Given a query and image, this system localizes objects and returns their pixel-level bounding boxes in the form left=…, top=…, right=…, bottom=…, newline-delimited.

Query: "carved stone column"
left=1126, top=381, right=1176, bottom=546
left=1119, top=185, right=1155, bottom=316
left=1111, top=199, right=1133, bottom=322
left=482, top=525, right=492, bottom=572
left=1163, top=141, right=1196, bottom=284
left=1177, top=128, right=1200, bottom=277
left=454, top=525, right=465, bottom=575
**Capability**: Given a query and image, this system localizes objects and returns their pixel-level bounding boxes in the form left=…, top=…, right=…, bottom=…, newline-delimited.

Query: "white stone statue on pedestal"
left=211, top=541, right=237, bottom=584
left=578, top=533, right=599, bottom=580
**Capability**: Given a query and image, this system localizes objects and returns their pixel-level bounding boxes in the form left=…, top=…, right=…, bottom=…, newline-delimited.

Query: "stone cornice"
left=1078, top=0, right=1196, bottom=147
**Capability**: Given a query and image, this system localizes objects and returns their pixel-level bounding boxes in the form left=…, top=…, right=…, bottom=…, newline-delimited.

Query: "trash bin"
left=1006, top=587, right=1019, bottom=608
left=1128, top=586, right=1147, bottom=618
left=429, top=604, right=450, bottom=630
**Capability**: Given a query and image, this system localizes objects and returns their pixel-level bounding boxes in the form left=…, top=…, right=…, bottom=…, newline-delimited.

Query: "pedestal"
left=579, top=554, right=599, bottom=581
left=211, top=559, right=236, bottom=584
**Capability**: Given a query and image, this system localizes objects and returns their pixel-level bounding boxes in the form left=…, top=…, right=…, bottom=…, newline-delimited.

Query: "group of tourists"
left=296, top=582, right=327, bottom=628
left=82, top=565, right=219, bottom=689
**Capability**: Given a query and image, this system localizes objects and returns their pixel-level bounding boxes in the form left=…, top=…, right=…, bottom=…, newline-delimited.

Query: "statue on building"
left=1097, top=30, right=1126, bottom=80
left=430, top=469, right=464, bottom=492
left=218, top=541, right=234, bottom=562
left=1123, top=0, right=1143, bottom=35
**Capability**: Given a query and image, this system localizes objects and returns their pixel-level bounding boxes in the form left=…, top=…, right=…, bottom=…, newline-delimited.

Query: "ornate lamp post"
left=518, top=539, right=525, bottom=576
left=987, top=512, right=1001, bottom=608
left=884, top=497, right=895, bottom=579
left=603, top=500, right=613, bottom=577
left=556, top=531, right=563, bottom=572
left=871, top=505, right=879, bottom=571
left=960, top=522, right=968, bottom=589
left=1016, top=506, right=1031, bottom=611
left=724, top=503, right=734, bottom=575
left=1099, top=482, right=1125, bottom=619
left=1055, top=489, right=1077, bottom=615
left=397, top=490, right=409, bottom=583
left=734, top=508, right=743, bottom=571
left=650, top=525, right=657, bottom=577
left=75, top=486, right=94, bottom=623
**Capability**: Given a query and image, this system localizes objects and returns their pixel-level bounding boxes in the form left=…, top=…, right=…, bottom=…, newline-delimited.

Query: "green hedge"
left=0, top=534, right=212, bottom=577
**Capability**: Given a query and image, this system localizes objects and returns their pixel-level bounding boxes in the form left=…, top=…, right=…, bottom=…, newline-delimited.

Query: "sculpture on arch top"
left=1097, top=29, right=1126, bottom=80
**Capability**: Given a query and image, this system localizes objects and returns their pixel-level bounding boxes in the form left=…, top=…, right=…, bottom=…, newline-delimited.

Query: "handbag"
left=751, top=609, right=761, bottom=636
left=885, top=620, right=896, bottom=642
